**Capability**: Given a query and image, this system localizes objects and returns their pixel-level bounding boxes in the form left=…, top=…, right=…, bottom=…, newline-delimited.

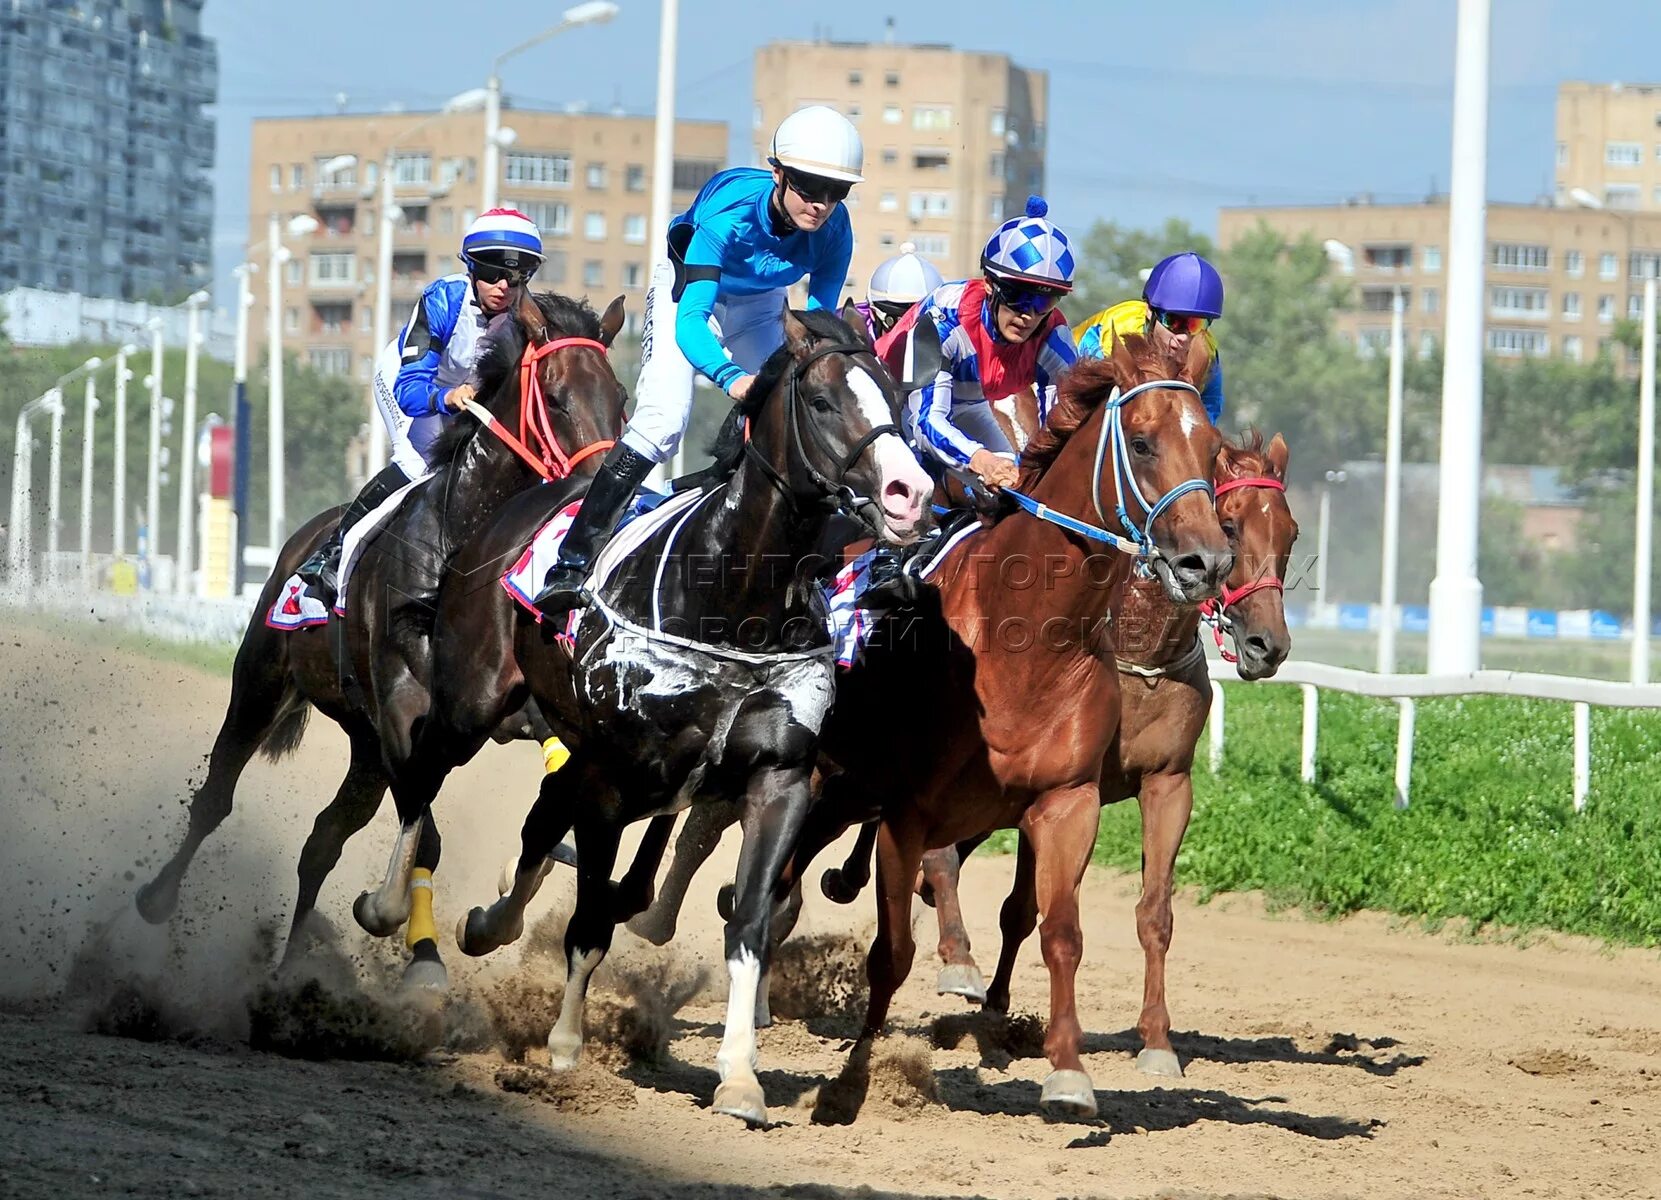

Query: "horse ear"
left=515, top=289, right=548, bottom=343
left=598, top=295, right=626, bottom=347
left=1265, top=433, right=1291, bottom=479
left=840, top=299, right=872, bottom=350
left=1182, top=334, right=1213, bottom=386
left=781, top=300, right=811, bottom=353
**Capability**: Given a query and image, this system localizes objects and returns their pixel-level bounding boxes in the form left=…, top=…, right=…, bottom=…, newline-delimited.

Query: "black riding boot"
left=297, top=464, right=408, bottom=607
left=531, top=442, right=656, bottom=618
left=856, top=507, right=980, bottom=612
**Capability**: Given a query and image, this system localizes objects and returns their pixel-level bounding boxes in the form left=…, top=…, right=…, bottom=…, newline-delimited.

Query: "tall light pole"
left=7, top=405, right=32, bottom=583
left=1379, top=286, right=1407, bottom=673
left=78, top=370, right=99, bottom=586
left=145, top=317, right=164, bottom=584
left=482, top=1, right=620, bottom=210
left=46, top=388, right=64, bottom=586
left=1315, top=469, right=1346, bottom=624
left=266, top=212, right=320, bottom=553
left=176, top=290, right=209, bottom=596
left=652, top=0, right=681, bottom=480
left=231, top=262, right=255, bottom=593
left=1426, top=0, right=1491, bottom=676
left=112, top=343, right=136, bottom=558
left=1634, top=276, right=1657, bottom=683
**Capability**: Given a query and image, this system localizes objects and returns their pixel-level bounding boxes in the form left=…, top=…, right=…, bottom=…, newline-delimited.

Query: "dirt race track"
left=3, top=620, right=1660, bottom=1200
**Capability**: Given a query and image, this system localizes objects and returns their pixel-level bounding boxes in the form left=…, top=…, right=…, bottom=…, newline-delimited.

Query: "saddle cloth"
left=822, top=515, right=981, bottom=668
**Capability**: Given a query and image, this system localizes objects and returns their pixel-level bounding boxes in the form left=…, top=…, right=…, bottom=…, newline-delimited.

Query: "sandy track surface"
left=2, top=620, right=1659, bottom=1200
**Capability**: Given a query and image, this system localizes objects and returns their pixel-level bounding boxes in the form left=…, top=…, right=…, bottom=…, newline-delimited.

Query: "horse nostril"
left=1245, top=633, right=1271, bottom=659
left=1169, top=553, right=1206, bottom=581
left=884, top=478, right=919, bottom=511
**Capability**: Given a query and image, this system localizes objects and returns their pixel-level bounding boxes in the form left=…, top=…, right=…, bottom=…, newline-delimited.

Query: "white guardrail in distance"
left=1203, top=657, right=1661, bottom=813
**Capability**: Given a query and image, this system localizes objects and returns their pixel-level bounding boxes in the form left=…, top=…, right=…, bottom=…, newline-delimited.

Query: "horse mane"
left=424, top=291, right=604, bottom=466
left=701, top=307, right=864, bottom=477
left=1015, top=331, right=1211, bottom=493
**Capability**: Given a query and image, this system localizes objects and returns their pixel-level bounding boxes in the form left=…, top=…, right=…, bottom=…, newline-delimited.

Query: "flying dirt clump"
left=766, top=931, right=867, bottom=1022
left=495, top=1061, right=636, bottom=1114
left=931, top=1010, right=1047, bottom=1068
left=812, top=1033, right=941, bottom=1125
left=247, top=978, right=439, bottom=1062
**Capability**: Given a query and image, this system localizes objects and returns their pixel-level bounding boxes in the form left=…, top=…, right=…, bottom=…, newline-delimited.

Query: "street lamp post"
left=145, top=318, right=164, bottom=585
left=1635, top=276, right=1657, bottom=683
left=652, top=0, right=682, bottom=480
left=78, top=370, right=99, bottom=586
left=176, top=290, right=209, bottom=596
left=1379, top=286, right=1407, bottom=673
left=231, top=263, right=255, bottom=593
left=481, top=1, right=619, bottom=210
left=46, top=389, right=63, bottom=586
left=1315, top=469, right=1347, bottom=624
left=112, top=343, right=136, bottom=559
left=266, top=213, right=320, bottom=554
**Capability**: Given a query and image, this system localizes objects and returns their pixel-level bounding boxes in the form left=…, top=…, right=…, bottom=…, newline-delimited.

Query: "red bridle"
left=467, top=336, right=615, bottom=482
left=1200, top=474, right=1288, bottom=662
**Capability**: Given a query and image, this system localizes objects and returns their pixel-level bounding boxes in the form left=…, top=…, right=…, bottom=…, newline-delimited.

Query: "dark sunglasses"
left=470, top=261, right=533, bottom=287
left=872, top=299, right=914, bottom=323
left=988, top=277, right=1065, bottom=315
left=782, top=167, right=851, bottom=206
left=1152, top=309, right=1211, bottom=335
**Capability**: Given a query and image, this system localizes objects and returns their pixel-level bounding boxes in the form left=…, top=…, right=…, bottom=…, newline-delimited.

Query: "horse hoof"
left=1039, top=1069, right=1098, bottom=1119
left=399, top=956, right=450, bottom=996
left=496, top=856, right=519, bottom=898
left=455, top=907, right=519, bottom=957
left=819, top=869, right=860, bottom=905
left=624, top=910, right=676, bottom=947
left=716, top=884, right=736, bottom=923
left=711, top=1078, right=768, bottom=1127
left=352, top=891, right=407, bottom=938
left=133, top=879, right=177, bottom=925
left=547, top=1030, right=583, bottom=1070
left=1136, top=1047, right=1184, bottom=1078
left=936, top=963, right=988, bottom=1003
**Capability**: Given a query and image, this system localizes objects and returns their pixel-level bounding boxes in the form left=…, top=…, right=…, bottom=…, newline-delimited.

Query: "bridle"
left=464, top=336, right=616, bottom=481
left=1091, top=379, right=1215, bottom=568
left=1198, top=473, right=1288, bottom=663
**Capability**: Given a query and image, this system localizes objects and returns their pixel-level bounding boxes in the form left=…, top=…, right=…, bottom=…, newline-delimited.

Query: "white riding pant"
left=622, top=259, right=786, bottom=464
left=373, top=339, right=451, bottom=481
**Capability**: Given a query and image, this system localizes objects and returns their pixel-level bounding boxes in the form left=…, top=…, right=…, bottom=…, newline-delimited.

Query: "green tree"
left=1067, top=218, right=1216, bottom=325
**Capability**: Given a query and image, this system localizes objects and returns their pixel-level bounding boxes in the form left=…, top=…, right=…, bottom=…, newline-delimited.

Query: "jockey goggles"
left=468, top=259, right=534, bottom=287
left=780, top=166, right=852, bottom=206
left=987, top=275, right=1067, bottom=316
left=1152, top=309, right=1212, bottom=335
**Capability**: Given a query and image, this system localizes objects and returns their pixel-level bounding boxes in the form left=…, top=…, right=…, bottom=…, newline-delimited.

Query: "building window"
left=313, top=303, right=351, bottom=333
left=847, top=103, right=861, bottom=122
left=583, top=212, right=606, bottom=241
left=1360, top=287, right=1404, bottom=312
left=1490, top=286, right=1549, bottom=318
left=989, top=195, right=1005, bottom=221
left=438, top=207, right=453, bottom=233
left=878, top=232, right=896, bottom=249
left=882, top=105, right=903, bottom=125
left=1421, top=245, right=1442, bottom=273
left=912, top=105, right=952, bottom=131
left=1601, top=252, right=1619, bottom=281
left=1487, top=328, right=1550, bottom=357
left=913, top=233, right=949, bottom=257
left=315, top=156, right=355, bottom=187
left=884, top=70, right=900, bottom=87
left=268, top=164, right=282, bottom=193
left=1631, top=252, right=1661, bottom=280
left=1418, top=331, right=1437, bottom=359
left=1606, top=184, right=1641, bottom=209
left=1422, top=287, right=1439, bottom=314
left=881, top=146, right=899, bottom=166
left=284, top=307, right=299, bottom=333
left=290, top=163, right=305, bottom=190
left=879, top=191, right=898, bottom=213
left=514, top=201, right=571, bottom=237
left=391, top=153, right=432, bottom=186
left=586, top=162, right=607, bottom=190
left=913, top=148, right=950, bottom=171
left=1631, top=293, right=1646, bottom=319
left=1357, top=328, right=1391, bottom=358
left=360, top=305, right=372, bottom=329
left=541, top=250, right=568, bottom=284
left=1563, top=334, right=1583, bottom=362
left=908, top=191, right=952, bottom=218
left=582, top=259, right=604, bottom=288
left=990, top=108, right=1006, bottom=137
left=671, top=158, right=720, bottom=192
left=504, top=153, right=572, bottom=187
left=622, top=262, right=644, bottom=290
left=989, top=153, right=1005, bottom=178
left=1605, top=140, right=1642, bottom=166
left=308, top=348, right=352, bottom=376
left=623, top=214, right=646, bottom=244
left=625, top=164, right=646, bottom=192
left=1490, top=243, right=1549, bottom=272
left=309, top=251, right=355, bottom=285
left=1565, top=249, right=1584, bottom=278
left=848, top=70, right=863, bottom=87
left=1598, top=294, right=1616, bottom=322
left=1562, top=292, right=1582, bottom=319
left=285, top=258, right=302, bottom=286
left=1557, top=142, right=1568, bottom=168
left=1363, top=244, right=1412, bottom=271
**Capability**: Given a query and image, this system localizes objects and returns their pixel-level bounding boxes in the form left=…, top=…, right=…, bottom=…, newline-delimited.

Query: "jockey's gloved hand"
left=969, top=449, right=1019, bottom=491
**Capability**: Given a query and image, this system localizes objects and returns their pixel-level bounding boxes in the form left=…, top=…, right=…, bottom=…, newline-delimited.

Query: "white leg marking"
left=716, top=947, right=763, bottom=1082
left=548, top=947, right=606, bottom=1069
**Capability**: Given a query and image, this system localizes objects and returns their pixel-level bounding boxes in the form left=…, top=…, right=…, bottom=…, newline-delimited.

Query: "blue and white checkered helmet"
left=459, top=207, right=544, bottom=271
left=980, top=195, right=1075, bottom=292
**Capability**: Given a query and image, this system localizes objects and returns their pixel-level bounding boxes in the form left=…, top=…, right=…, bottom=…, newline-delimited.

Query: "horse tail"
left=258, top=701, right=311, bottom=762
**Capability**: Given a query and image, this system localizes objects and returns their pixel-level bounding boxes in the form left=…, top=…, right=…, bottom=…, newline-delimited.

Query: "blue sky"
left=201, top=0, right=1661, bottom=304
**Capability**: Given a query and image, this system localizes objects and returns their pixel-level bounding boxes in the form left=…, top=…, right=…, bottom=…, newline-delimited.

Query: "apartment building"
left=753, top=36, right=1048, bottom=300
left=1218, top=198, right=1661, bottom=367
left=247, top=108, right=727, bottom=379
left=1556, top=81, right=1661, bottom=211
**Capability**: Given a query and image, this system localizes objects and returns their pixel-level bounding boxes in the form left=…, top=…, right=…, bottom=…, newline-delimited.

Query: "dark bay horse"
left=370, top=305, right=932, bottom=1127
left=135, top=292, right=627, bottom=986
left=820, top=431, right=1297, bottom=1080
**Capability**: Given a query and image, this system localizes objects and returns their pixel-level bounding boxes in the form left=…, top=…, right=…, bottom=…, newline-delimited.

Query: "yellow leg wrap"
left=542, top=736, right=571, bottom=775
left=405, top=868, right=437, bottom=949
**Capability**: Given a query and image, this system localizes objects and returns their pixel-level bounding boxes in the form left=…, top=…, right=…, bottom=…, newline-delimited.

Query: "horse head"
left=1213, top=431, right=1296, bottom=680
left=740, top=302, right=933, bottom=545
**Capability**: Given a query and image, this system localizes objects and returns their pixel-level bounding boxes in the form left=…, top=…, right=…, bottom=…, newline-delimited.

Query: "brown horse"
left=135, top=291, right=626, bottom=988
left=825, top=431, right=1297, bottom=1081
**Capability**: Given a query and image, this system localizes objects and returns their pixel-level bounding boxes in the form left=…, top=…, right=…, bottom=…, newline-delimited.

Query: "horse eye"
left=1129, top=436, right=1152, bottom=457
left=1220, top=519, right=1239, bottom=541
left=810, top=391, right=836, bottom=414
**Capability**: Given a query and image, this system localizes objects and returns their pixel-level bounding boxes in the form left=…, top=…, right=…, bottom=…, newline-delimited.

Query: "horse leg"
left=711, top=766, right=813, bottom=1127
left=610, top=813, right=676, bottom=923
left=625, top=799, right=739, bottom=945
left=923, top=845, right=987, bottom=1003
left=861, top=815, right=925, bottom=1038
left=1134, top=771, right=1193, bottom=1079
left=819, top=819, right=878, bottom=904
left=756, top=879, right=805, bottom=1030
left=547, top=816, right=623, bottom=1070
left=280, top=726, right=387, bottom=966
left=136, top=639, right=298, bottom=924
left=984, top=832, right=1038, bottom=1015
left=1023, top=784, right=1103, bottom=1119
left=456, top=762, right=589, bottom=956
left=397, top=813, right=449, bottom=994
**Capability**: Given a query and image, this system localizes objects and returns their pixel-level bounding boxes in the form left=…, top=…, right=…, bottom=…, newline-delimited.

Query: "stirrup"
left=531, top=563, right=591, bottom=619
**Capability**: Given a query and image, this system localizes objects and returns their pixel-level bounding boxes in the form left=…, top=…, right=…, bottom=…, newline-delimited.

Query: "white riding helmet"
left=770, top=105, right=864, bottom=184
left=868, top=242, right=945, bottom=307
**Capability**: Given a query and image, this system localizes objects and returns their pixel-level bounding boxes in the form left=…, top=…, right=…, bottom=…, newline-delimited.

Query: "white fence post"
left=1393, top=698, right=1416, bottom=809
left=1208, top=683, right=1225, bottom=774
left=1300, top=684, right=1319, bottom=783
left=1573, top=702, right=1590, bottom=812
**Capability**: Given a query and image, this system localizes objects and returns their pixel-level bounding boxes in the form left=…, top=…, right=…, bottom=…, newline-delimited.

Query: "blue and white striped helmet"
left=980, top=195, right=1075, bottom=291
left=460, top=207, right=544, bottom=270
